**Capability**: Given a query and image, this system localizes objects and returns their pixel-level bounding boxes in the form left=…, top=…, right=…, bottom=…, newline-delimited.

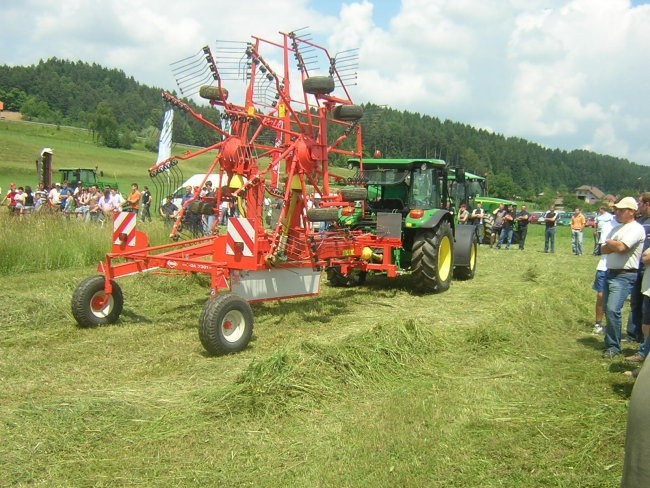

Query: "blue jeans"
left=496, top=227, right=513, bottom=249
left=571, top=229, right=583, bottom=255
left=604, top=271, right=639, bottom=355
left=627, top=271, right=644, bottom=342
left=544, top=227, right=556, bottom=252
left=639, top=295, right=650, bottom=358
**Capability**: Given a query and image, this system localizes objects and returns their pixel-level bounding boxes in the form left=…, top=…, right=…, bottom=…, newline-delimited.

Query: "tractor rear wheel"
left=411, top=222, right=453, bottom=293
left=199, top=293, right=253, bottom=355
left=71, top=275, right=123, bottom=327
left=326, top=266, right=367, bottom=287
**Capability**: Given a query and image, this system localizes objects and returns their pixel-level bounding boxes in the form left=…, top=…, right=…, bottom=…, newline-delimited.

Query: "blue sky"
left=1, top=0, right=649, bottom=166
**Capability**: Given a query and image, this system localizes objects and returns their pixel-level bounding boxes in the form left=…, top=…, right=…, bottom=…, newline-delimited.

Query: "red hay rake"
left=71, top=30, right=401, bottom=354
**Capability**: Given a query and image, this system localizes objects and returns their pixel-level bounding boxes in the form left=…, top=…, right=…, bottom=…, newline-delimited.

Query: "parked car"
left=557, top=211, right=572, bottom=226
left=529, top=211, right=544, bottom=224
left=585, top=212, right=596, bottom=228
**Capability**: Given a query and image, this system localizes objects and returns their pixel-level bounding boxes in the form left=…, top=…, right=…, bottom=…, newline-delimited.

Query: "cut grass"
left=0, top=215, right=633, bottom=486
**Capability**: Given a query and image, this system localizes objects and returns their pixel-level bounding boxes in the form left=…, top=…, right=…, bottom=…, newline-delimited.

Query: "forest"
left=1, top=58, right=649, bottom=201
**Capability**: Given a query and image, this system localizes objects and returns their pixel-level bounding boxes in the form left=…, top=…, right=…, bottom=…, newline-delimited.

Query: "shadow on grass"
left=120, top=309, right=155, bottom=324
left=611, top=380, right=635, bottom=399
left=577, top=335, right=604, bottom=352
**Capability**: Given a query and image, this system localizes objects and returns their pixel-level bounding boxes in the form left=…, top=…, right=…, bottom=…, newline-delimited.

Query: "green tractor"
left=321, top=158, right=477, bottom=292
left=57, top=167, right=118, bottom=190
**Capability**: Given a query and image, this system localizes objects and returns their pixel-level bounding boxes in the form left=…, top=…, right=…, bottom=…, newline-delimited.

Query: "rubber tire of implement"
left=333, top=104, right=363, bottom=121
left=411, top=222, right=453, bottom=293
left=339, top=187, right=368, bottom=201
left=453, top=234, right=477, bottom=280
left=199, top=293, right=254, bottom=355
left=326, top=266, right=367, bottom=287
left=199, top=85, right=229, bottom=101
left=303, top=76, right=335, bottom=95
left=307, top=207, right=340, bottom=222
left=71, top=275, right=124, bottom=327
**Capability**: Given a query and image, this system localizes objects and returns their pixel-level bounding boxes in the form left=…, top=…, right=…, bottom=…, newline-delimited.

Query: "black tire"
left=71, top=275, right=123, bottom=327
left=411, top=222, right=453, bottom=293
left=339, top=187, right=368, bottom=201
left=199, top=85, right=229, bottom=101
left=454, top=239, right=478, bottom=280
left=326, top=266, right=367, bottom=287
left=307, top=208, right=340, bottom=222
left=199, top=293, right=254, bottom=355
left=302, top=76, right=335, bottom=95
left=333, top=104, right=363, bottom=121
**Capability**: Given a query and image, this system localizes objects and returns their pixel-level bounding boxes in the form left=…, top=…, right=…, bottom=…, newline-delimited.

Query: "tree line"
left=1, top=58, right=649, bottom=201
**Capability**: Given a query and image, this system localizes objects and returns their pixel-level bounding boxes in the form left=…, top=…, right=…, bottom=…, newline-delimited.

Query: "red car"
left=585, top=212, right=596, bottom=228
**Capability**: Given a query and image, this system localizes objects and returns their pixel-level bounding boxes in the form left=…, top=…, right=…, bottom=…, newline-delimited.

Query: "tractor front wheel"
left=71, top=275, right=124, bottom=327
left=411, top=222, right=453, bottom=293
left=199, top=293, right=254, bottom=355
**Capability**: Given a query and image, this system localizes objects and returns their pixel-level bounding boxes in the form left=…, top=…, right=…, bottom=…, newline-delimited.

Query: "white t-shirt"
left=605, top=220, right=646, bottom=270
left=596, top=219, right=615, bottom=272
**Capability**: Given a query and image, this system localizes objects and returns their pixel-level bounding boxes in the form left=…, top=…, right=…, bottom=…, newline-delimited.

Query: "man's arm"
left=601, top=239, right=629, bottom=254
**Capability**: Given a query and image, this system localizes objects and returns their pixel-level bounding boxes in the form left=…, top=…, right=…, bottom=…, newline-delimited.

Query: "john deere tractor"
left=321, top=158, right=477, bottom=292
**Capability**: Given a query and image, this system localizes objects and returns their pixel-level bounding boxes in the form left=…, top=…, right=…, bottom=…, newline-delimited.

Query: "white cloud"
left=1, top=0, right=649, bottom=164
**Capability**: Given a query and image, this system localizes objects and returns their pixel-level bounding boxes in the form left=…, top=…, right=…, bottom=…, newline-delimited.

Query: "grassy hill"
left=0, top=117, right=214, bottom=192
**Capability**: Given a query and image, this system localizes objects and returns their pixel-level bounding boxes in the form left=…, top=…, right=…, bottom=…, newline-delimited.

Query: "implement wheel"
left=307, top=208, right=340, bottom=222
left=326, top=266, right=367, bottom=287
left=199, top=293, right=253, bottom=355
left=199, top=85, right=229, bottom=101
left=303, top=76, right=335, bottom=95
left=333, top=104, right=363, bottom=121
left=411, top=222, right=453, bottom=293
left=339, top=187, right=368, bottom=201
left=71, top=275, right=123, bottom=327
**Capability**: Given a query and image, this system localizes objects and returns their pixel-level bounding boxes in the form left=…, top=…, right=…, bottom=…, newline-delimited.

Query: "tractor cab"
left=348, top=158, right=448, bottom=217
left=449, top=169, right=487, bottom=210
left=57, top=168, right=118, bottom=190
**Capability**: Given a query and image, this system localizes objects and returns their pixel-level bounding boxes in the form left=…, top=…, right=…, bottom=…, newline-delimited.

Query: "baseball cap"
left=613, top=196, right=638, bottom=211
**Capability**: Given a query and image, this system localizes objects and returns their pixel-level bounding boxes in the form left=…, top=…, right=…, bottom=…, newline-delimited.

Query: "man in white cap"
left=600, top=196, right=646, bottom=358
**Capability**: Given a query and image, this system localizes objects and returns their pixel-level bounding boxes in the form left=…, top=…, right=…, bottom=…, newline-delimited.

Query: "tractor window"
left=409, top=168, right=439, bottom=209
left=363, top=169, right=408, bottom=185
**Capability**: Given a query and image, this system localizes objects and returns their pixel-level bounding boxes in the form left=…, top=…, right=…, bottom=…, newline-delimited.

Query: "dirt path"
left=0, top=111, right=22, bottom=120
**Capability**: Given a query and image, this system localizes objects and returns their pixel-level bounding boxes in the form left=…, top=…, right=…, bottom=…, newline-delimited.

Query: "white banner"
left=156, top=109, right=173, bottom=163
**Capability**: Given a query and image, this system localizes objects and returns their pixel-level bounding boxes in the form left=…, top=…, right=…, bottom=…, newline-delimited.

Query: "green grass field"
left=0, top=213, right=637, bottom=487
left=0, top=119, right=636, bottom=486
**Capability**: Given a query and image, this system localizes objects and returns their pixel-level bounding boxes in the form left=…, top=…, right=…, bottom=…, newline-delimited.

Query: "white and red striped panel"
left=113, top=212, right=137, bottom=247
left=226, top=218, right=255, bottom=256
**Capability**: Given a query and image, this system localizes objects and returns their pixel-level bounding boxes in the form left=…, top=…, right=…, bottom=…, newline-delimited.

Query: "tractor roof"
left=348, top=158, right=447, bottom=170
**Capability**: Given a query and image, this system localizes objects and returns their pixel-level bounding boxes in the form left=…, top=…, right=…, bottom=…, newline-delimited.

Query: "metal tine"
left=175, top=64, right=211, bottom=84
left=169, top=48, right=206, bottom=68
